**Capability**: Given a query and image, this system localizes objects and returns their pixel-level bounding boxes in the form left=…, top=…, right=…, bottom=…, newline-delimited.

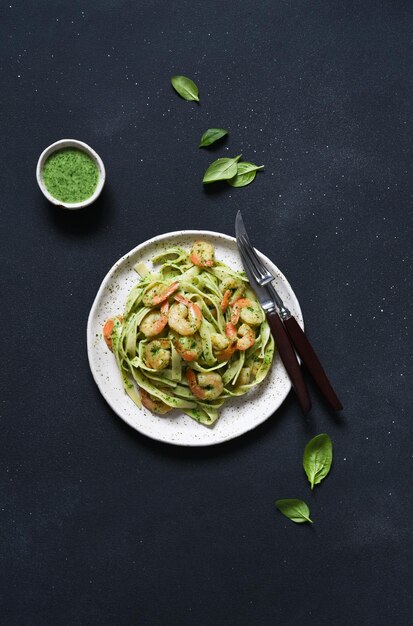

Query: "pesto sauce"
left=42, top=147, right=99, bottom=203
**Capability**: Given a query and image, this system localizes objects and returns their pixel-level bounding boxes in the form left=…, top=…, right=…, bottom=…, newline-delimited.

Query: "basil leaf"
left=227, top=162, right=264, bottom=188
left=199, top=128, right=228, bottom=148
left=303, top=433, right=333, bottom=490
left=202, top=155, right=242, bottom=184
left=171, top=75, right=199, bottom=102
left=275, top=499, right=313, bottom=524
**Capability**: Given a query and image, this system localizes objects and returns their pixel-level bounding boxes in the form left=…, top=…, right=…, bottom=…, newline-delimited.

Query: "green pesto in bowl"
left=42, top=147, right=99, bottom=203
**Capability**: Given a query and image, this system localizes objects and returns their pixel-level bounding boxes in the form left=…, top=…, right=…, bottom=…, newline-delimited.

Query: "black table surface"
left=1, top=2, right=412, bottom=624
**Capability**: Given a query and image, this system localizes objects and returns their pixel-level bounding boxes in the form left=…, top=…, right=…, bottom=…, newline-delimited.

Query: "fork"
left=237, top=232, right=291, bottom=320
left=236, top=212, right=343, bottom=412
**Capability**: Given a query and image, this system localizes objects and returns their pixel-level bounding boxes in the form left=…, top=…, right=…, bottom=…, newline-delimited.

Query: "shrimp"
left=172, top=333, right=203, bottom=362
left=238, top=300, right=264, bottom=326
left=220, top=276, right=245, bottom=310
left=143, top=281, right=179, bottom=307
left=186, top=370, right=224, bottom=400
left=168, top=294, right=202, bottom=336
left=140, top=301, right=169, bottom=337
left=225, top=321, right=255, bottom=351
left=215, top=343, right=237, bottom=362
left=144, top=339, right=171, bottom=370
left=212, top=330, right=237, bottom=362
left=211, top=333, right=230, bottom=351
left=225, top=322, right=237, bottom=340
left=231, top=298, right=263, bottom=326
left=140, top=388, right=172, bottom=414
left=190, top=241, right=215, bottom=268
left=102, top=315, right=123, bottom=351
left=236, top=323, right=256, bottom=350
left=220, top=290, right=231, bottom=313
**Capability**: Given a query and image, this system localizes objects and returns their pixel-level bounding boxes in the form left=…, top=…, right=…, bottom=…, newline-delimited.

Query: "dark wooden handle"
left=283, top=316, right=343, bottom=411
left=267, top=309, right=311, bottom=414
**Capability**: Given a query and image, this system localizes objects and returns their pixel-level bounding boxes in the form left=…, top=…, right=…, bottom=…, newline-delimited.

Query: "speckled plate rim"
left=87, top=230, right=304, bottom=446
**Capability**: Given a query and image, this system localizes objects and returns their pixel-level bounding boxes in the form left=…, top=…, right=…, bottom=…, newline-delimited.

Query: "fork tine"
left=237, top=236, right=260, bottom=282
left=238, top=234, right=273, bottom=285
left=240, top=233, right=269, bottom=274
left=238, top=235, right=262, bottom=281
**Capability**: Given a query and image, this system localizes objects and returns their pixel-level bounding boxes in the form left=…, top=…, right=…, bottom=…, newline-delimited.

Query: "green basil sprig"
left=303, top=433, right=333, bottom=490
left=275, top=499, right=313, bottom=524
left=202, top=155, right=241, bottom=184
left=171, top=75, right=200, bottom=102
left=227, top=162, right=264, bottom=188
left=199, top=128, right=228, bottom=148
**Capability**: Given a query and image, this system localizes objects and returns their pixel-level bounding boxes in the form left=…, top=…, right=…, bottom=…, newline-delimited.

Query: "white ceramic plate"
left=87, top=231, right=303, bottom=446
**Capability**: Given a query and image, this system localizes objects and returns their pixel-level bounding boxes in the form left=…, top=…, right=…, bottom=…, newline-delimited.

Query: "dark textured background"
left=1, top=1, right=412, bottom=624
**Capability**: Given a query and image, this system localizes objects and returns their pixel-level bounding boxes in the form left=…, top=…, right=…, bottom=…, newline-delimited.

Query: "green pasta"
left=102, top=241, right=275, bottom=426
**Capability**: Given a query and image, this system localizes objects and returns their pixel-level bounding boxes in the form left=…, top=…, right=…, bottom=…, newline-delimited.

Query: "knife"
left=235, top=215, right=311, bottom=414
left=235, top=211, right=342, bottom=412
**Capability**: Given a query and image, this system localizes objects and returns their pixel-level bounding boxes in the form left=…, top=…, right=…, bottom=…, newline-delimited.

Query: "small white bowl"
left=36, top=139, right=106, bottom=209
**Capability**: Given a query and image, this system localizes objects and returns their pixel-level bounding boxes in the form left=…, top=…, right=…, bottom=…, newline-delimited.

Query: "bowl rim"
left=36, top=138, right=106, bottom=210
